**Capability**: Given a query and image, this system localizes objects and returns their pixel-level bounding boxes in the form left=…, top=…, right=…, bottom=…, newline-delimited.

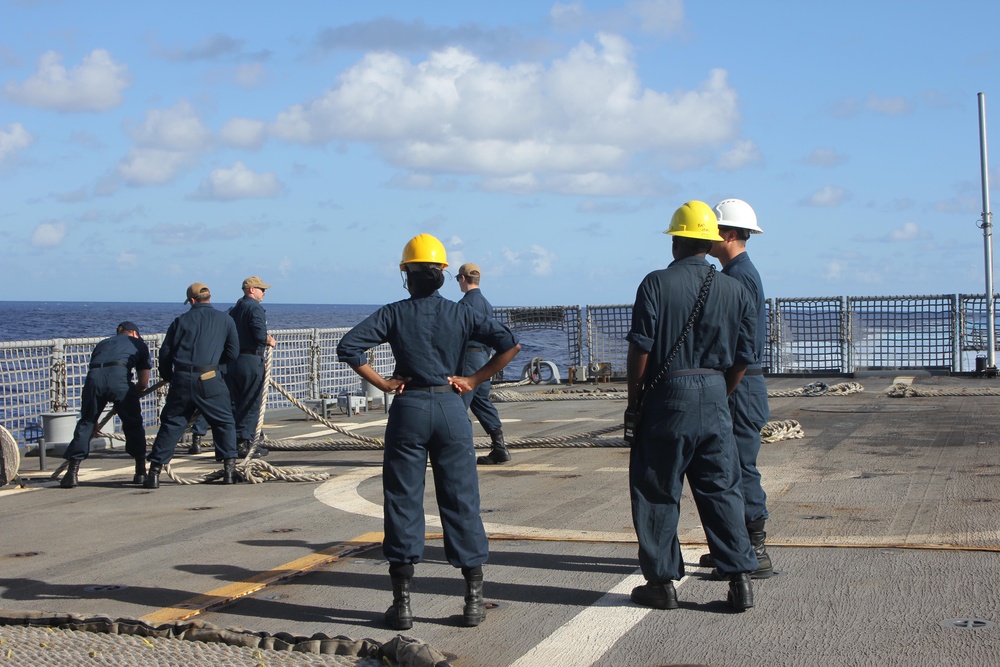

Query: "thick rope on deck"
left=0, top=610, right=449, bottom=666
left=767, top=381, right=864, bottom=398
left=164, top=457, right=331, bottom=485
left=884, top=382, right=1000, bottom=397
left=761, top=419, right=805, bottom=443
left=490, top=388, right=625, bottom=402
left=1, top=425, right=21, bottom=487
left=267, top=377, right=384, bottom=448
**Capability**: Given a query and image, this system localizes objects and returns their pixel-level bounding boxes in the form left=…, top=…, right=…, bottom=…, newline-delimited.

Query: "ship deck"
left=1, top=374, right=998, bottom=666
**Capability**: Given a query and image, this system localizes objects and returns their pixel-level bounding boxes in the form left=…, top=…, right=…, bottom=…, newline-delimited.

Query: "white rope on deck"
left=884, top=382, right=1000, bottom=397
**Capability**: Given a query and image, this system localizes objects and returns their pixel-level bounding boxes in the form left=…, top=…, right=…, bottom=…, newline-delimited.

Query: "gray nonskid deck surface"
left=1, top=375, right=998, bottom=666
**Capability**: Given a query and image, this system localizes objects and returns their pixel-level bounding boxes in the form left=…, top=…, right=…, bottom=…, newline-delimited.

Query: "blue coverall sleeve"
left=337, top=308, right=392, bottom=367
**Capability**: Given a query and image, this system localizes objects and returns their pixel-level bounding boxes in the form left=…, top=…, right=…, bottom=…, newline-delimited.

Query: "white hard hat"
left=713, top=198, right=763, bottom=234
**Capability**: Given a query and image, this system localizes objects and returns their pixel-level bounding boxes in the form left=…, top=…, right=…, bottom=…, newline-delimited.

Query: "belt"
left=240, top=350, right=262, bottom=356
left=466, top=345, right=487, bottom=352
left=89, top=361, right=127, bottom=369
left=662, top=369, right=724, bottom=380
left=405, top=385, right=457, bottom=393
left=174, top=364, right=218, bottom=373
left=744, top=368, right=765, bottom=376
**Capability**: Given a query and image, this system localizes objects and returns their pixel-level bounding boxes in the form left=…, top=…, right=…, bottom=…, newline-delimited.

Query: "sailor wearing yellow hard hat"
left=626, top=201, right=759, bottom=612
left=336, top=233, right=521, bottom=631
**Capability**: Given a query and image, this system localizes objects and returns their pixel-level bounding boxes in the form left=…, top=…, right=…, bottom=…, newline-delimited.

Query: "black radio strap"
left=643, top=265, right=715, bottom=396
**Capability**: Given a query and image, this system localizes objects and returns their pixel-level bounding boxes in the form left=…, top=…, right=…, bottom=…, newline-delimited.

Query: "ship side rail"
left=2, top=293, right=998, bottom=445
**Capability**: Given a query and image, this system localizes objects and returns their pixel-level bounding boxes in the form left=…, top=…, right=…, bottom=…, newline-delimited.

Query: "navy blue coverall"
left=336, top=292, right=518, bottom=569
left=458, top=288, right=502, bottom=435
left=227, top=295, right=270, bottom=442
left=148, top=303, right=240, bottom=465
left=627, top=255, right=758, bottom=582
left=63, top=333, right=152, bottom=462
left=722, top=252, right=770, bottom=524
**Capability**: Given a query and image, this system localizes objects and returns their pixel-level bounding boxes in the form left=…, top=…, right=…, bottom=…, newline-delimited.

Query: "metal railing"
left=3, top=295, right=999, bottom=445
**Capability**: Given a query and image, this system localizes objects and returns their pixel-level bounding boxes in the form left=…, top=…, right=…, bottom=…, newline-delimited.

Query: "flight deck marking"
left=509, top=546, right=701, bottom=667
left=139, top=532, right=383, bottom=624
left=314, top=467, right=636, bottom=541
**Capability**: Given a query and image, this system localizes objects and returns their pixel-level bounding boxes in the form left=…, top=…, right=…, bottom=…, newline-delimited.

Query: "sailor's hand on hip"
left=386, top=375, right=409, bottom=394
left=448, top=376, right=473, bottom=395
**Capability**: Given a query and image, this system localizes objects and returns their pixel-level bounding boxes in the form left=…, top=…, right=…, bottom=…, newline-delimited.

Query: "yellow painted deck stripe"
left=140, top=532, right=383, bottom=624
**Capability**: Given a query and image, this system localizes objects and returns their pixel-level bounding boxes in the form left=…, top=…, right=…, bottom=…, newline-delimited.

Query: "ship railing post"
left=952, top=293, right=961, bottom=373
left=841, top=296, right=850, bottom=375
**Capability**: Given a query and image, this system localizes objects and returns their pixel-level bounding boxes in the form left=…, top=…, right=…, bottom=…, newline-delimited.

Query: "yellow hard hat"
left=400, top=233, right=449, bottom=269
left=664, top=200, right=724, bottom=241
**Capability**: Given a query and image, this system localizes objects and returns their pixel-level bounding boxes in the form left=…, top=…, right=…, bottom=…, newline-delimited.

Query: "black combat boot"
left=237, top=438, right=268, bottom=459
left=746, top=519, right=774, bottom=578
left=462, top=566, right=486, bottom=627
left=144, top=463, right=161, bottom=489
left=132, top=457, right=146, bottom=485
left=630, top=581, right=678, bottom=609
left=60, top=460, right=80, bottom=489
left=728, top=573, right=754, bottom=611
left=385, top=564, right=414, bottom=630
left=187, top=433, right=201, bottom=455
left=222, top=458, right=238, bottom=485
left=477, top=429, right=511, bottom=465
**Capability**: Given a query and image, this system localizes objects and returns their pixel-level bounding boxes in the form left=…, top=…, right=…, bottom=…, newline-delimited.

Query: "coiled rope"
left=164, top=348, right=331, bottom=485
left=760, top=419, right=805, bottom=443
left=766, top=381, right=865, bottom=398
left=1, top=425, right=21, bottom=486
left=884, top=382, right=1000, bottom=397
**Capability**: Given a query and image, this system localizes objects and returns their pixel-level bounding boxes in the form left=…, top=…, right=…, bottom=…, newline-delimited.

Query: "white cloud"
left=269, top=34, right=741, bottom=193
left=118, top=147, right=196, bottom=186
left=190, top=161, right=283, bottom=200
left=125, top=101, right=210, bottom=151
left=824, top=260, right=844, bottom=281
left=502, top=244, right=556, bottom=276
left=801, top=185, right=848, bottom=207
left=716, top=139, right=761, bottom=171
left=0, top=122, right=33, bottom=162
left=118, top=102, right=210, bottom=185
left=866, top=94, right=911, bottom=116
left=887, top=221, right=928, bottom=241
left=219, top=117, right=266, bottom=148
left=804, top=147, right=848, bottom=167
left=30, top=221, right=66, bottom=248
left=117, top=251, right=139, bottom=269
left=4, top=49, right=129, bottom=112
left=831, top=94, right=913, bottom=119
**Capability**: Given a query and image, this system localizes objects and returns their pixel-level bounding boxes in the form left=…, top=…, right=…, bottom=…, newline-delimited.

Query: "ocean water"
left=0, top=301, right=574, bottom=381
left=0, top=301, right=380, bottom=342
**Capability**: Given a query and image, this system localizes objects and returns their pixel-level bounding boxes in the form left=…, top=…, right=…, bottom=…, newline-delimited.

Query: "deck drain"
left=189, top=506, right=215, bottom=511
left=84, top=585, right=128, bottom=592
left=939, top=618, right=995, bottom=630
left=10, top=552, right=41, bottom=558
left=799, top=515, right=831, bottom=520
left=271, top=528, right=297, bottom=533
left=554, top=474, right=581, bottom=479
left=260, top=593, right=288, bottom=600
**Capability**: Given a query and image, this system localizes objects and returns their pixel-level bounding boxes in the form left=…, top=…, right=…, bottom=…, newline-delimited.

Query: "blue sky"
left=2, top=0, right=999, bottom=306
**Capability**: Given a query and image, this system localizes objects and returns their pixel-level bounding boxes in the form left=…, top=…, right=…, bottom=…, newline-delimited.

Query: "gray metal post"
left=952, top=294, right=962, bottom=373
left=841, top=296, right=851, bottom=374
left=978, top=93, right=997, bottom=374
